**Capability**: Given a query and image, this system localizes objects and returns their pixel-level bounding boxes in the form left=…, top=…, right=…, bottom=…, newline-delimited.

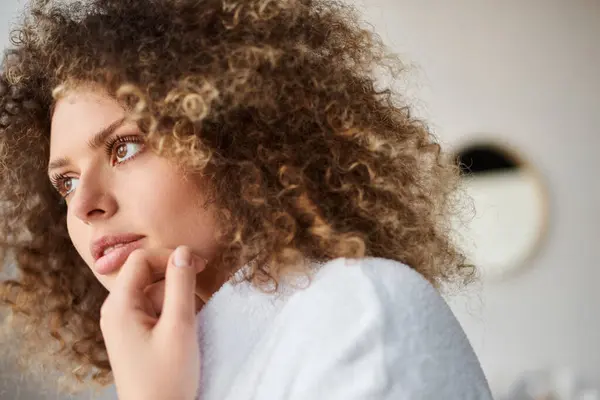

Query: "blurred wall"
left=1, top=0, right=599, bottom=398
left=348, top=0, right=600, bottom=396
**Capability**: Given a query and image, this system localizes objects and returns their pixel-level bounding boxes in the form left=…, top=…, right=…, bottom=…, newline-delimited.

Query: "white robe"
left=195, top=257, right=492, bottom=400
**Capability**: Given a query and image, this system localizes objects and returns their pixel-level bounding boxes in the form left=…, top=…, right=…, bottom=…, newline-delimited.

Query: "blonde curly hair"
left=0, top=0, right=472, bottom=394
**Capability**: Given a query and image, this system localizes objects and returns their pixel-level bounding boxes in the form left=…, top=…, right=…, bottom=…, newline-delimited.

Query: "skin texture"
left=50, top=89, right=225, bottom=399
left=49, top=88, right=225, bottom=313
left=99, top=245, right=204, bottom=400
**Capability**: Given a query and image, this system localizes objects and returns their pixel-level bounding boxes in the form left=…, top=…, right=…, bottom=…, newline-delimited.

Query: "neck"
left=195, top=263, right=232, bottom=304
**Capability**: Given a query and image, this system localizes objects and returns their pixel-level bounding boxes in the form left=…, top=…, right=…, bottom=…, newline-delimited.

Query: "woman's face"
left=48, top=87, right=221, bottom=294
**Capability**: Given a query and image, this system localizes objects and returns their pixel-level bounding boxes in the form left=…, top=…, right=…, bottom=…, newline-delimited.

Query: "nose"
left=70, top=174, right=117, bottom=225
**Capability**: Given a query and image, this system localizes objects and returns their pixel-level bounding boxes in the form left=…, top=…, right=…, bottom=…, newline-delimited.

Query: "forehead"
left=49, top=88, right=125, bottom=156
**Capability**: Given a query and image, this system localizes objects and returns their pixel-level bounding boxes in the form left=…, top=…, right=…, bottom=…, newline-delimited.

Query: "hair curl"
left=0, top=0, right=472, bottom=393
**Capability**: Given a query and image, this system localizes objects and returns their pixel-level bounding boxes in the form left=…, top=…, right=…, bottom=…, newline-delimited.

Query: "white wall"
left=0, top=0, right=23, bottom=48
left=348, top=0, right=600, bottom=396
left=1, top=0, right=599, bottom=398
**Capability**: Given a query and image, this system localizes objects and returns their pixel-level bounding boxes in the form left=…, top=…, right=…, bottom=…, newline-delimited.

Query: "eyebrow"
left=47, top=117, right=127, bottom=173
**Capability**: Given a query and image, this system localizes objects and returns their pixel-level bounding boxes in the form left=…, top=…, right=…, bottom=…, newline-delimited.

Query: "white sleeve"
left=257, top=257, right=493, bottom=400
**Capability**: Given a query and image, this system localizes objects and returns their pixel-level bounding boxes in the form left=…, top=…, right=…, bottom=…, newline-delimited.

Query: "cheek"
left=132, top=161, right=209, bottom=222
left=145, top=181, right=210, bottom=237
left=66, top=212, right=90, bottom=262
left=130, top=164, right=218, bottom=248
left=66, top=213, right=114, bottom=289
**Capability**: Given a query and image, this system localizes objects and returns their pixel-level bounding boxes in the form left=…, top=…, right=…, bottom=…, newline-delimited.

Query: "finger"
left=100, top=292, right=157, bottom=342
left=160, top=246, right=207, bottom=327
left=144, top=280, right=166, bottom=316
left=114, top=247, right=174, bottom=299
left=145, top=280, right=206, bottom=316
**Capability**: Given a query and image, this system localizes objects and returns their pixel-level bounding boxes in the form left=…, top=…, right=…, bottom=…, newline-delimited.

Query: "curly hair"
left=0, top=0, right=472, bottom=393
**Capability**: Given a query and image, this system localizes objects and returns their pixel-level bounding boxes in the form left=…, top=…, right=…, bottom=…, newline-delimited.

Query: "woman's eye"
left=56, top=176, right=79, bottom=198
left=114, top=142, right=144, bottom=164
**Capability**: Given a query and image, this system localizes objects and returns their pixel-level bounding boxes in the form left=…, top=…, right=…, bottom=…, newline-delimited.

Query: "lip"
left=91, top=234, right=145, bottom=275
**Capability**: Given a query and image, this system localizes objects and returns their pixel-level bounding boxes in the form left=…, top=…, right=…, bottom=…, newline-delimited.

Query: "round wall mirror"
left=451, top=140, right=550, bottom=280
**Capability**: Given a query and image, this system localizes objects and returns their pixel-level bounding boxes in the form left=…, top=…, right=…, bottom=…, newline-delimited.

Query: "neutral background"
left=1, top=0, right=599, bottom=398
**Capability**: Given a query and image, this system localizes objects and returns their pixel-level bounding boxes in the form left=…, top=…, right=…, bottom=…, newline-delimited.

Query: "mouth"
left=92, top=235, right=145, bottom=275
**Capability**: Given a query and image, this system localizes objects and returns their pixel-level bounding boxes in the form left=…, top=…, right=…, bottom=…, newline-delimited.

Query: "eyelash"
left=103, top=135, right=144, bottom=160
left=50, top=135, right=146, bottom=198
left=49, top=171, right=69, bottom=194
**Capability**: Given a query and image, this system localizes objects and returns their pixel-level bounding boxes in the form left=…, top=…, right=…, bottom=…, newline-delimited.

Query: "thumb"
left=160, top=246, right=205, bottom=327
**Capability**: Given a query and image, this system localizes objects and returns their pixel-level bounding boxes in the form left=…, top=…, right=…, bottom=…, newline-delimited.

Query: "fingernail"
left=174, top=246, right=193, bottom=268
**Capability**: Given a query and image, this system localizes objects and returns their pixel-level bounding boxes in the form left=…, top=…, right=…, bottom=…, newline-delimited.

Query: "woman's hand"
left=100, top=246, right=206, bottom=400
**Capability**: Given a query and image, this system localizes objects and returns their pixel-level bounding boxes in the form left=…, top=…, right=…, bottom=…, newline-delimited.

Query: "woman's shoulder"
left=311, top=256, right=436, bottom=292
left=281, top=256, right=474, bottom=351
left=292, top=256, right=448, bottom=318
left=270, top=257, right=492, bottom=399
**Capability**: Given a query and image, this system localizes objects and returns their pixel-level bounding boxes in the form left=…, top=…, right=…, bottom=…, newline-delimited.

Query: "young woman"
left=0, top=0, right=492, bottom=399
